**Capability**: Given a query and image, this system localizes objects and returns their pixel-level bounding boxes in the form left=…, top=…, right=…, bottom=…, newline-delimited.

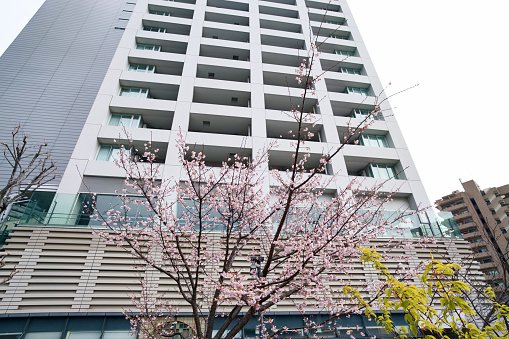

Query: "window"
left=482, top=259, right=494, bottom=264
left=359, top=134, right=388, bottom=148
left=365, top=164, right=398, bottom=179
left=325, top=20, right=342, bottom=25
left=143, top=26, right=166, bottom=33
left=25, top=333, right=62, bottom=339
left=351, top=108, right=382, bottom=120
left=109, top=114, right=142, bottom=128
left=119, top=87, right=149, bottom=98
left=208, top=72, right=215, bottom=78
left=334, top=49, right=354, bottom=56
left=66, top=331, right=102, bottom=338
left=339, top=67, right=361, bottom=75
left=149, top=10, right=170, bottom=16
left=136, top=43, right=161, bottom=51
left=330, top=34, right=348, bottom=40
left=475, top=248, right=488, bottom=253
left=97, top=145, right=129, bottom=162
left=103, top=331, right=136, bottom=339
left=454, top=210, right=468, bottom=216
left=486, top=269, right=499, bottom=275
left=129, top=63, right=155, bottom=73
left=346, top=87, right=369, bottom=96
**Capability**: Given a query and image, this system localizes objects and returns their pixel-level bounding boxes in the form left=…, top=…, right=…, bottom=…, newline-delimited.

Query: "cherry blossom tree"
left=91, top=11, right=424, bottom=338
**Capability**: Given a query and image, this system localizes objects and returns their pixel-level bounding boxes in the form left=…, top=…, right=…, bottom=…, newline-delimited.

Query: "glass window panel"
left=109, top=114, right=121, bottom=126
left=102, top=331, right=135, bottom=339
left=380, top=165, right=391, bottom=179
left=368, top=135, right=377, bottom=147
left=25, top=332, right=62, bottom=339
left=388, top=165, right=397, bottom=178
left=369, top=164, right=380, bottom=178
left=133, top=115, right=142, bottom=127
left=110, top=147, right=122, bottom=161
left=67, top=332, right=101, bottom=339
left=136, top=44, right=160, bottom=51
left=119, top=115, right=132, bottom=127
left=147, top=65, right=155, bottom=73
left=378, top=136, right=388, bottom=148
left=97, top=146, right=112, bottom=161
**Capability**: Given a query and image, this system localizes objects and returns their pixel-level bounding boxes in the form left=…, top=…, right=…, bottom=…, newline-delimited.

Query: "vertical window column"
left=295, top=0, right=345, bottom=177
left=249, top=1, right=266, bottom=141
left=165, top=0, right=206, bottom=168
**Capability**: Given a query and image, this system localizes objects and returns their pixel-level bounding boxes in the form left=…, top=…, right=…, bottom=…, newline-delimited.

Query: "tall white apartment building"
left=0, top=0, right=468, bottom=337
left=56, top=0, right=431, bottom=219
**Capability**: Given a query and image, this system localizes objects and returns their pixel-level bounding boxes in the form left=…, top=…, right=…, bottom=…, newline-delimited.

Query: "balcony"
left=207, top=0, right=249, bottom=12
left=266, top=120, right=324, bottom=142
left=200, top=44, right=250, bottom=61
left=259, top=18, right=301, bottom=33
left=160, top=0, right=196, bottom=4
left=205, top=11, right=249, bottom=26
left=197, top=64, right=250, bottom=83
left=344, top=157, right=405, bottom=180
left=119, top=73, right=180, bottom=101
left=262, top=0, right=295, bottom=5
left=135, top=35, right=188, bottom=54
left=462, top=231, right=481, bottom=241
left=263, top=70, right=302, bottom=89
left=203, top=26, right=250, bottom=43
left=264, top=93, right=318, bottom=113
left=128, top=57, right=184, bottom=76
left=107, top=108, right=174, bottom=131
left=142, top=19, right=191, bottom=36
left=148, top=4, right=194, bottom=19
left=325, top=78, right=371, bottom=95
left=473, top=251, right=491, bottom=260
left=189, top=113, right=251, bottom=136
left=312, top=26, right=351, bottom=41
left=316, top=40, right=357, bottom=55
left=269, top=150, right=331, bottom=174
left=261, top=32, right=305, bottom=49
left=259, top=4, right=298, bottom=19
left=193, top=87, right=250, bottom=107
left=262, top=51, right=306, bottom=67
left=185, top=144, right=252, bottom=168
left=305, top=0, right=341, bottom=13
left=308, top=13, right=346, bottom=25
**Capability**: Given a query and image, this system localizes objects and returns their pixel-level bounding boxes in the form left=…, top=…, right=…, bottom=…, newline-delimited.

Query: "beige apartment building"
left=436, top=180, right=509, bottom=286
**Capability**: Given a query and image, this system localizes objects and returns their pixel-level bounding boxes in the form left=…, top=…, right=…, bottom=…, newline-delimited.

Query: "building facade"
left=0, top=0, right=468, bottom=337
left=436, top=180, right=509, bottom=286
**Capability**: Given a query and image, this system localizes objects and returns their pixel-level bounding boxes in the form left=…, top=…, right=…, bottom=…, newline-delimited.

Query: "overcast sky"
left=1, top=0, right=507, bottom=204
